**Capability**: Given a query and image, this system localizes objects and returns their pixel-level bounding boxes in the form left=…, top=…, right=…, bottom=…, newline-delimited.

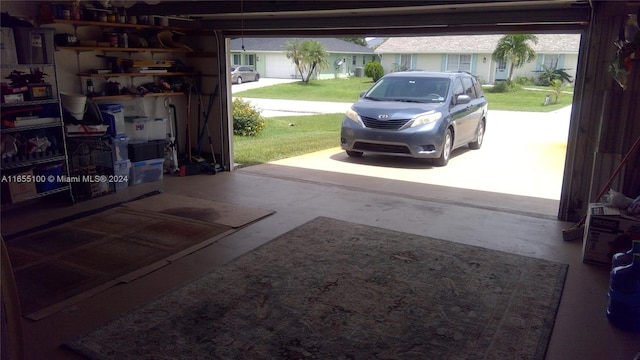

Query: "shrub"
left=364, top=61, right=384, bottom=82
left=232, top=97, right=266, bottom=136
left=488, top=80, right=522, bottom=93
left=513, top=76, right=535, bottom=86
left=535, top=65, right=573, bottom=86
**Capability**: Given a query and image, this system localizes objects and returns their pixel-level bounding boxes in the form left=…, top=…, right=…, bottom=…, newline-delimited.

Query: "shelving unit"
left=48, top=18, right=194, bottom=101
left=49, top=18, right=194, bottom=33
left=1, top=61, right=74, bottom=206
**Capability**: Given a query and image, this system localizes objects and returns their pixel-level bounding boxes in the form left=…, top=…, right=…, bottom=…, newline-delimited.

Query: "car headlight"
left=345, top=108, right=363, bottom=126
left=411, top=111, right=442, bottom=127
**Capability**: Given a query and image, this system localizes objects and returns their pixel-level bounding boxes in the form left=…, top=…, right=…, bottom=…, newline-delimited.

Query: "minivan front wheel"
left=433, top=128, right=452, bottom=166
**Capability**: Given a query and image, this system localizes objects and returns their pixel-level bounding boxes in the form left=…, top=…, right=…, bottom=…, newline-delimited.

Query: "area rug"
left=5, top=196, right=275, bottom=320
left=65, top=217, right=568, bottom=360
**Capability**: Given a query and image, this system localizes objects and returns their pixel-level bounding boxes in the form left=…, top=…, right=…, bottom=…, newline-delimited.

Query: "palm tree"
left=301, top=40, right=329, bottom=83
left=492, top=34, right=538, bottom=82
left=285, top=40, right=305, bottom=80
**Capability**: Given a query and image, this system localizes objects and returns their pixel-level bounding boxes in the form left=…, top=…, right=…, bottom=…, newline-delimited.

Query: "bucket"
left=60, top=92, right=87, bottom=120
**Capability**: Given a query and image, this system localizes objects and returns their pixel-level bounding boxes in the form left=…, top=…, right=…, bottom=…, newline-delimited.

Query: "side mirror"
left=456, top=94, right=471, bottom=105
left=359, top=91, right=366, bottom=98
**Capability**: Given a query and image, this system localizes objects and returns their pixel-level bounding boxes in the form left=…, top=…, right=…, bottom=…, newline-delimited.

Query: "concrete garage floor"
left=5, top=83, right=639, bottom=359
left=9, top=166, right=640, bottom=360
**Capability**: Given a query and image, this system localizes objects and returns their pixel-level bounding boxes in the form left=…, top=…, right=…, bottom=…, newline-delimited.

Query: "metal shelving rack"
left=1, top=60, right=75, bottom=205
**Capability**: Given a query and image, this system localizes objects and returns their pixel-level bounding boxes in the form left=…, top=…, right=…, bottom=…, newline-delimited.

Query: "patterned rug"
left=65, top=217, right=568, bottom=360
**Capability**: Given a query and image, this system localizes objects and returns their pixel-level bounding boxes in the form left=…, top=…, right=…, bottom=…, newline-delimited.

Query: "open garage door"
left=127, top=0, right=639, bottom=221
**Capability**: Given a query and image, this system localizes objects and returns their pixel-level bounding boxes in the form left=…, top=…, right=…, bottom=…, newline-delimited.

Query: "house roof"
left=374, top=34, right=581, bottom=54
left=229, top=37, right=375, bottom=54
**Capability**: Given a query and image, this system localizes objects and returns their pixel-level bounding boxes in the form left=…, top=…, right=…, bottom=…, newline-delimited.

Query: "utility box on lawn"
left=582, top=203, right=640, bottom=265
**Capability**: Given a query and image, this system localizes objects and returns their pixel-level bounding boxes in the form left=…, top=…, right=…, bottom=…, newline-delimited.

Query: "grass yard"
left=233, top=113, right=343, bottom=167
left=234, top=77, right=574, bottom=112
left=234, top=77, right=375, bottom=103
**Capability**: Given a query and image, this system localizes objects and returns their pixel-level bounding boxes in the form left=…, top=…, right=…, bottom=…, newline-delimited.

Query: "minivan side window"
left=473, top=78, right=485, bottom=97
left=461, top=77, right=476, bottom=98
left=452, top=78, right=465, bottom=104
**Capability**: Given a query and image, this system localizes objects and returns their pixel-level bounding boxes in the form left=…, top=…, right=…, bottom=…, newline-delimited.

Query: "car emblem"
left=378, top=114, right=390, bottom=119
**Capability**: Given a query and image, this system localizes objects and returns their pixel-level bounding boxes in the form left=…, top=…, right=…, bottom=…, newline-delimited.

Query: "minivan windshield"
left=365, top=77, right=450, bottom=103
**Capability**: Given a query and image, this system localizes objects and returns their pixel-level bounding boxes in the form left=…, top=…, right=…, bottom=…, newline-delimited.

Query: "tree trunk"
left=305, top=62, right=317, bottom=83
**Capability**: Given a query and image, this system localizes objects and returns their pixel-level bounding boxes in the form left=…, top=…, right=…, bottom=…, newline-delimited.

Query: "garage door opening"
left=229, top=33, right=579, bottom=215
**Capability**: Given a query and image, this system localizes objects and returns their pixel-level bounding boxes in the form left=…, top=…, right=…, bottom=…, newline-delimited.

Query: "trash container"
left=355, top=67, right=364, bottom=77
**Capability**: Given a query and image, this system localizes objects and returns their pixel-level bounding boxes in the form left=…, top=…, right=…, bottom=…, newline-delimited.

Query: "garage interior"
left=1, top=0, right=640, bottom=359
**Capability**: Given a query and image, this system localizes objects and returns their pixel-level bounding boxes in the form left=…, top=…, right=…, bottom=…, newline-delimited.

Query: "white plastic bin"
left=124, top=116, right=149, bottom=142
left=148, top=118, right=167, bottom=141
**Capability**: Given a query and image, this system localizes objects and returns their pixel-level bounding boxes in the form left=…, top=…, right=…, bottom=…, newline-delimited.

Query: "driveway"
left=262, top=106, right=570, bottom=201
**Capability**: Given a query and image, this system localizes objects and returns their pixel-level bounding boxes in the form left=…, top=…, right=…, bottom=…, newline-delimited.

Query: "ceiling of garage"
left=126, top=0, right=594, bottom=35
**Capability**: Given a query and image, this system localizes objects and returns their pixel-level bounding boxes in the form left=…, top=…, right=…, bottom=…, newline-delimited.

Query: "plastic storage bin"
left=128, top=140, right=166, bottom=162
left=33, top=163, right=64, bottom=193
left=113, top=160, right=131, bottom=190
left=109, top=135, right=129, bottom=162
left=148, top=118, right=167, bottom=141
left=99, top=104, right=126, bottom=137
left=125, top=116, right=149, bottom=142
left=130, top=158, right=164, bottom=185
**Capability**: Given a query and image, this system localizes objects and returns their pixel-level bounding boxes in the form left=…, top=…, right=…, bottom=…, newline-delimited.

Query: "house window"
left=446, top=54, right=472, bottom=72
left=232, top=54, right=241, bottom=65
left=244, top=54, right=256, bottom=66
left=362, top=56, right=366, bottom=65
left=352, top=55, right=357, bottom=65
left=543, top=54, right=560, bottom=69
left=400, top=54, right=411, bottom=71
left=497, top=59, right=507, bottom=71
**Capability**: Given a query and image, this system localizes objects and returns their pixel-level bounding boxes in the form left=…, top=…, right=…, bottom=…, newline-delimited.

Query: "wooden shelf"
left=78, top=72, right=193, bottom=78
left=58, top=46, right=192, bottom=53
left=49, top=18, right=194, bottom=32
left=91, top=92, right=185, bottom=101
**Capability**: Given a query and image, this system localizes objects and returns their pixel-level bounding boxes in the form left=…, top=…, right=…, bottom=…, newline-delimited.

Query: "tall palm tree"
left=492, top=34, right=538, bottom=82
left=285, top=40, right=306, bottom=80
left=301, top=40, right=329, bottom=83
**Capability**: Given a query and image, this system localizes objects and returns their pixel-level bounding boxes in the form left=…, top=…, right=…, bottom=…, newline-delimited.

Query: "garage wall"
left=559, top=1, right=640, bottom=221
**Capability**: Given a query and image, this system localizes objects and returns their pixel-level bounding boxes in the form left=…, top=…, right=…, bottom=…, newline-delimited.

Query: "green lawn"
left=235, top=77, right=375, bottom=104
left=234, top=77, right=574, bottom=112
left=233, top=114, right=343, bottom=167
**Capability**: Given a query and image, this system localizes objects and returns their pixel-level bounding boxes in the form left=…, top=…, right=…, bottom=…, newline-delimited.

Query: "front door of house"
left=494, top=59, right=508, bottom=81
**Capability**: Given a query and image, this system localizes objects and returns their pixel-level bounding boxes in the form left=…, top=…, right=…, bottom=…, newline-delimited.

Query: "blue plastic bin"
left=99, top=103, right=125, bottom=137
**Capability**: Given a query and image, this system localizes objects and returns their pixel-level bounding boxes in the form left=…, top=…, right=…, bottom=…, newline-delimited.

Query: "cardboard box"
left=8, top=170, right=38, bottom=203
left=582, top=203, right=640, bottom=265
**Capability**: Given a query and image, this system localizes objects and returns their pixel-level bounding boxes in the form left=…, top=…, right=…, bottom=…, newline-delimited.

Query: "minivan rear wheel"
left=236, top=77, right=243, bottom=84
left=433, top=128, right=452, bottom=166
left=469, top=120, right=485, bottom=150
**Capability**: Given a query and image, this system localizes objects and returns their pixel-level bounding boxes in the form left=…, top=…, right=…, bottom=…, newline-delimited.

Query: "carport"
left=124, top=0, right=640, bottom=222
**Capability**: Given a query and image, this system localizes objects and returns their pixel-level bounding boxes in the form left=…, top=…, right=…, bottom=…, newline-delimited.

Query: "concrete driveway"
left=263, top=106, right=570, bottom=202
left=232, top=78, right=570, bottom=203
